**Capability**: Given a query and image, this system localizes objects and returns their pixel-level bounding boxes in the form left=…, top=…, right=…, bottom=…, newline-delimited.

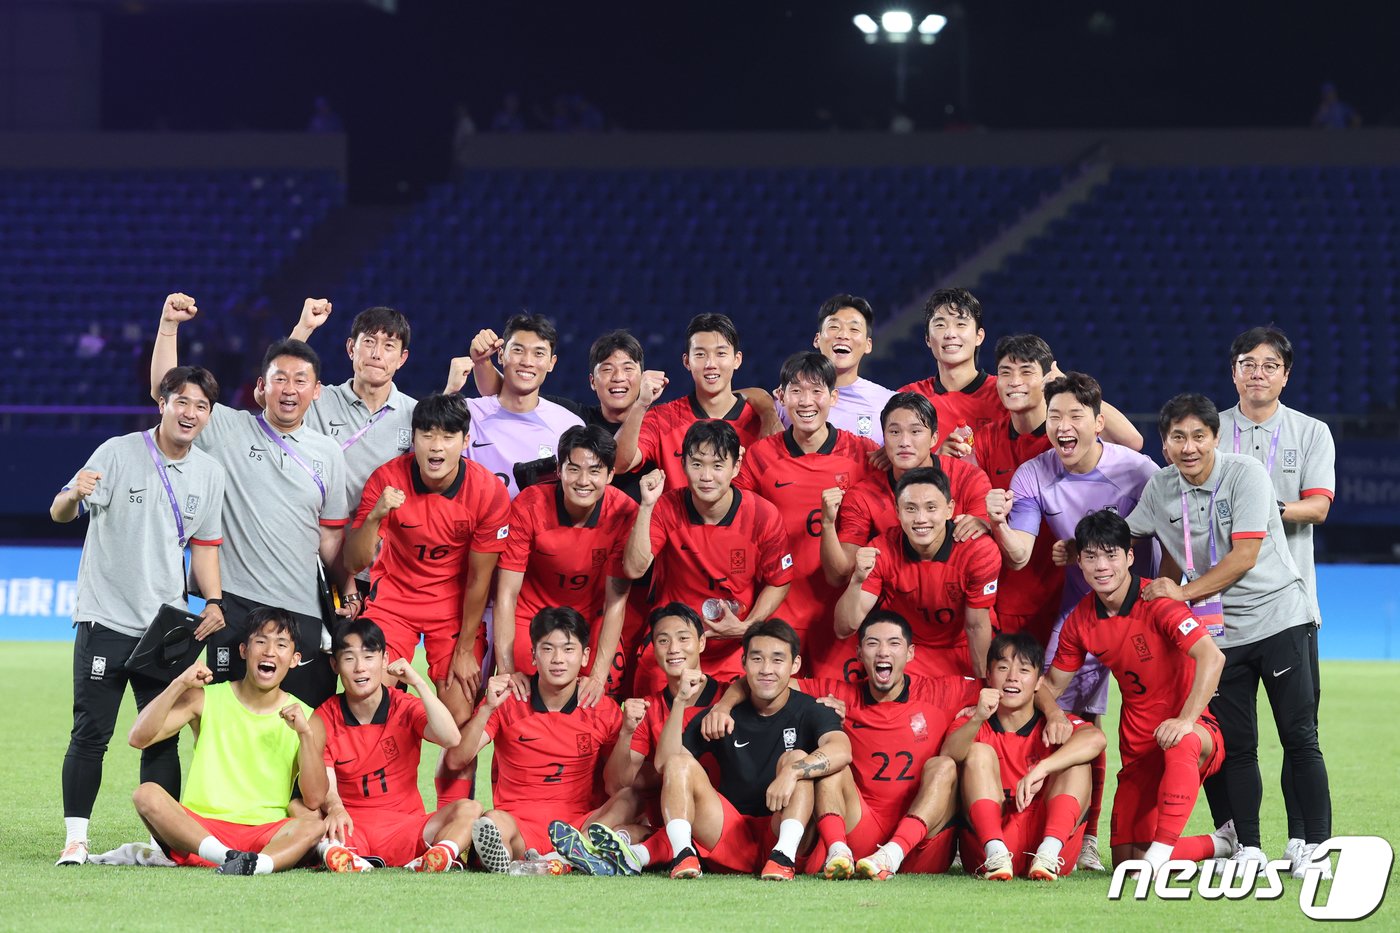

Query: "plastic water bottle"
left=507, top=859, right=556, bottom=876
left=702, top=598, right=744, bottom=622
left=949, top=420, right=975, bottom=447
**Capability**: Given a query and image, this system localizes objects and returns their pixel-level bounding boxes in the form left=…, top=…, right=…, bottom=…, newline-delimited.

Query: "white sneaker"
left=1291, top=843, right=1334, bottom=881
left=56, top=841, right=88, bottom=866
left=1284, top=838, right=1305, bottom=871
left=976, top=850, right=1014, bottom=881
left=1028, top=850, right=1066, bottom=881
left=1077, top=835, right=1106, bottom=872
left=822, top=841, right=854, bottom=880
left=88, top=841, right=176, bottom=867
left=1230, top=845, right=1270, bottom=869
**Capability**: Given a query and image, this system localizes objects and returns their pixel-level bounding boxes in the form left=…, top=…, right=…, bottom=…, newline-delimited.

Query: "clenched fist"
left=178, top=661, right=214, bottom=689
left=162, top=293, right=198, bottom=325
left=621, top=697, right=649, bottom=732
left=820, top=486, right=844, bottom=526
left=985, top=489, right=1014, bottom=525
left=637, top=370, right=668, bottom=408
left=299, top=298, right=333, bottom=333
left=369, top=486, right=406, bottom=521
left=470, top=329, right=504, bottom=365
left=638, top=469, right=665, bottom=507
left=852, top=546, right=879, bottom=583
left=443, top=356, right=475, bottom=395
left=69, top=470, right=102, bottom=502
left=280, top=703, right=311, bottom=735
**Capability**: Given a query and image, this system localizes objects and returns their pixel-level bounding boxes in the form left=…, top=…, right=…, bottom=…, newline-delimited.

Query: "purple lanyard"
left=141, top=429, right=186, bottom=547
left=256, top=414, right=327, bottom=508
left=1180, top=481, right=1221, bottom=575
left=340, top=405, right=390, bottom=452
left=1232, top=420, right=1281, bottom=474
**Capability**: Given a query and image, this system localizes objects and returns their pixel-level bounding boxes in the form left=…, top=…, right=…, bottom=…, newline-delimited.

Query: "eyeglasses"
left=1236, top=359, right=1284, bottom=376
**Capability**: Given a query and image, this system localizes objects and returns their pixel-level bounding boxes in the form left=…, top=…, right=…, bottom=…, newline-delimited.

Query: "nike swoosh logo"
left=673, top=451, right=683, bottom=457
left=1168, top=515, right=1183, bottom=524
left=733, top=740, right=750, bottom=748
left=401, top=523, right=422, bottom=528
left=334, top=758, right=354, bottom=765
left=775, top=481, right=795, bottom=488
left=1273, top=667, right=1292, bottom=677
left=128, top=487, right=146, bottom=495
left=329, top=421, right=348, bottom=428
left=472, top=441, right=494, bottom=448
left=296, top=658, right=318, bottom=667
left=848, top=722, right=869, bottom=729
left=995, top=469, right=1012, bottom=475
left=518, top=736, right=539, bottom=743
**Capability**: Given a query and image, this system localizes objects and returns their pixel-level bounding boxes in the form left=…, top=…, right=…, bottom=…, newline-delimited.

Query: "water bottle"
left=702, top=598, right=744, bottom=622
left=507, top=859, right=557, bottom=876
left=949, top=420, right=974, bottom=447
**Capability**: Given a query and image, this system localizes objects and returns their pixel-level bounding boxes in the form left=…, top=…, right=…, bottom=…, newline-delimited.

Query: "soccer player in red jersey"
left=836, top=467, right=1000, bottom=679
left=495, top=425, right=636, bottom=701
left=944, top=632, right=1106, bottom=881
left=615, top=313, right=771, bottom=489
left=445, top=607, right=623, bottom=873
left=897, top=288, right=1003, bottom=436
left=737, top=352, right=877, bottom=679
left=1042, top=510, right=1232, bottom=874
left=311, top=619, right=480, bottom=872
left=655, top=620, right=851, bottom=880
left=821, top=392, right=991, bottom=588
left=624, top=420, right=793, bottom=691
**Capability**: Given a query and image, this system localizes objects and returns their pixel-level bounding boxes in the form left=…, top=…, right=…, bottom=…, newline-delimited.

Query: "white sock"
left=433, top=839, right=460, bottom=859
left=253, top=853, right=274, bottom=875
left=1212, top=836, right=1234, bottom=858
left=1144, top=841, right=1174, bottom=871
left=875, top=841, right=906, bottom=871
left=629, top=844, right=651, bottom=868
left=1037, top=837, right=1064, bottom=861
left=64, top=817, right=90, bottom=845
left=773, top=819, right=804, bottom=861
left=665, top=819, right=693, bottom=856
left=984, top=839, right=1010, bottom=860
left=197, top=835, right=231, bottom=865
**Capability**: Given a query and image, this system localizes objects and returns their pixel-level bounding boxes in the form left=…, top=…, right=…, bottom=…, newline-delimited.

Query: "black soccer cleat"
left=215, top=850, right=259, bottom=875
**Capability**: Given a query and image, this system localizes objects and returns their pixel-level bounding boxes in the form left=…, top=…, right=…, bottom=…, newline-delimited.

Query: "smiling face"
left=158, top=381, right=213, bottom=448
left=533, top=627, right=589, bottom=689
left=995, top=357, right=1045, bottom=417
left=925, top=305, right=984, bottom=368
left=332, top=633, right=385, bottom=702
left=859, top=621, right=913, bottom=695
left=683, top=330, right=741, bottom=398
left=346, top=329, right=407, bottom=391
left=559, top=446, right=613, bottom=513
left=651, top=614, right=706, bottom=679
left=897, top=481, right=953, bottom=549
left=814, top=306, right=872, bottom=377
left=413, top=425, right=466, bottom=485
left=777, top=374, right=835, bottom=436
left=589, top=348, right=641, bottom=416
left=683, top=442, right=739, bottom=507
left=259, top=354, right=321, bottom=430
left=239, top=621, right=299, bottom=690
left=1162, top=414, right=1219, bottom=486
left=986, top=647, right=1039, bottom=713
left=1231, top=342, right=1290, bottom=410
left=743, top=635, right=798, bottom=703
left=1078, top=542, right=1134, bottom=602
left=882, top=407, right=935, bottom=471
left=500, top=329, right=557, bottom=396
left=1046, top=391, right=1105, bottom=473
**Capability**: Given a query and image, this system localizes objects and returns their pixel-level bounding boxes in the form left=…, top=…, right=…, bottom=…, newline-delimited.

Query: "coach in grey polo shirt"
left=1127, top=392, right=1330, bottom=873
left=152, top=293, right=351, bottom=707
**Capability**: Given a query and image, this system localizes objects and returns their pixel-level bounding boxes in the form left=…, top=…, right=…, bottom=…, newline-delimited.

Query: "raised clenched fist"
left=637, top=370, right=668, bottom=407
left=985, top=489, right=1014, bottom=525
left=820, top=486, right=844, bottom=525
left=853, top=546, right=879, bottom=582
left=470, top=329, right=504, bottom=364
left=299, top=298, right=333, bottom=332
left=162, top=293, right=198, bottom=325
left=638, top=469, right=665, bottom=507
left=371, top=486, right=406, bottom=520
left=70, top=470, right=102, bottom=501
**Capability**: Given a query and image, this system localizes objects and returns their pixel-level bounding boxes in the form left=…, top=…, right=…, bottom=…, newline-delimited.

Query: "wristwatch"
left=1277, top=499, right=1286, bottom=517
left=204, top=597, right=224, bottom=608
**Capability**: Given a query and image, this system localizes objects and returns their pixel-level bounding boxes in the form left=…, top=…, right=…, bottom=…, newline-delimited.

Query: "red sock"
left=817, top=813, right=847, bottom=850
left=1172, top=834, right=1217, bottom=862
left=642, top=829, right=673, bottom=863
left=434, top=776, right=472, bottom=807
left=1043, top=794, right=1081, bottom=844
left=1154, top=732, right=1203, bottom=846
left=1086, top=747, right=1106, bottom=837
left=968, top=799, right=1004, bottom=848
left=890, top=815, right=929, bottom=854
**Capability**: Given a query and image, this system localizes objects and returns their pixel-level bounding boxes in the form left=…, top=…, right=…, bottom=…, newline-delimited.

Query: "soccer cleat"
left=471, top=817, right=512, bottom=874
left=822, top=841, right=855, bottom=880
left=1028, top=851, right=1065, bottom=881
left=855, top=850, right=898, bottom=881
left=215, top=850, right=259, bottom=875
left=587, top=823, right=642, bottom=876
left=1291, top=843, right=1333, bottom=881
left=323, top=844, right=369, bottom=873
left=760, top=850, right=796, bottom=881
left=56, top=841, right=88, bottom=867
left=548, top=821, right=614, bottom=876
left=416, top=844, right=458, bottom=873
left=669, top=847, right=702, bottom=879
left=1077, top=835, right=1106, bottom=872
left=976, top=850, right=1014, bottom=881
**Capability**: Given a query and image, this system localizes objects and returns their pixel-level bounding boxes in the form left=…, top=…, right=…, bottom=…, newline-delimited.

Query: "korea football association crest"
left=1216, top=500, right=1232, bottom=522
left=1282, top=448, right=1298, bottom=472
left=538, top=444, right=554, bottom=459
left=782, top=728, right=797, bottom=750
left=910, top=712, right=929, bottom=742
left=216, top=646, right=231, bottom=671
left=857, top=415, right=873, bottom=437
left=397, top=427, right=412, bottom=451
left=381, top=736, right=400, bottom=761
left=90, top=655, right=107, bottom=679
left=312, top=460, right=325, bottom=477
left=184, top=494, right=200, bottom=516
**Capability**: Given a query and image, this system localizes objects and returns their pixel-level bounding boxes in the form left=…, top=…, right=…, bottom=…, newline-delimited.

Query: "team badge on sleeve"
left=1178, top=617, right=1199, bottom=636
left=780, top=553, right=794, bottom=570
left=982, top=580, right=999, bottom=596
left=496, top=525, right=510, bottom=540
left=782, top=728, right=797, bottom=750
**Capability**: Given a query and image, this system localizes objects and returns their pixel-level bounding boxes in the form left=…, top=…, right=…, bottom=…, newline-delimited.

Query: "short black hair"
left=1157, top=392, right=1220, bottom=440
left=261, top=338, right=322, bottom=382
left=922, top=287, right=983, bottom=332
left=681, top=419, right=741, bottom=464
left=332, top=617, right=388, bottom=655
left=817, top=294, right=874, bottom=332
left=894, top=465, right=952, bottom=503
left=349, top=306, right=411, bottom=350
left=857, top=608, right=913, bottom=643
left=1230, top=325, right=1294, bottom=374
left=778, top=351, right=837, bottom=391
left=1045, top=372, right=1103, bottom=416
left=158, top=365, right=220, bottom=405
left=880, top=391, right=938, bottom=434
left=557, top=424, right=617, bottom=472
left=1074, top=509, right=1132, bottom=555
left=685, top=313, right=741, bottom=354
left=994, top=334, right=1054, bottom=375
left=412, top=392, right=471, bottom=435
left=589, top=329, right=644, bottom=370
left=987, top=631, right=1044, bottom=674
left=529, top=606, right=590, bottom=648
left=742, top=618, right=800, bottom=660
left=503, top=313, right=560, bottom=354
left=242, top=606, right=296, bottom=645
left=648, top=601, right=704, bottom=638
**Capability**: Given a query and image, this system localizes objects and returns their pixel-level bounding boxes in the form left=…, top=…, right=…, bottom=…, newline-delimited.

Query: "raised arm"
left=128, top=661, right=209, bottom=749
left=288, top=298, right=333, bottom=342
left=51, top=470, right=101, bottom=523
left=150, top=293, right=199, bottom=400
left=623, top=471, right=664, bottom=578
left=834, top=546, right=879, bottom=638
left=613, top=372, right=666, bottom=473
left=388, top=658, right=462, bottom=748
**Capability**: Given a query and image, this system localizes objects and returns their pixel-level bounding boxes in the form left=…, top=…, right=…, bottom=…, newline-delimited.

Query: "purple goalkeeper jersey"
left=463, top=395, right=584, bottom=499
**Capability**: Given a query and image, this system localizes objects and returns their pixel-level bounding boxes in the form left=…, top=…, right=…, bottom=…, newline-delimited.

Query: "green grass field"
left=1, top=644, right=1395, bottom=931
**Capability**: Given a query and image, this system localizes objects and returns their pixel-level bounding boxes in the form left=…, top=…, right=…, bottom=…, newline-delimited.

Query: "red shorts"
left=170, top=808, right=290, bottom=866
left=906, top=644, right=974, bottom=680
left=341, top=808, right=434, bottom=867
left=959, top=799, right=1086, bottom=878
left=695, top=794, right=777, bottom=874
left=846, top=801, right=957, bottom=874
left=1110, top=715, right=1226, bottom=848
left=372, top=609, right=480, bottom=684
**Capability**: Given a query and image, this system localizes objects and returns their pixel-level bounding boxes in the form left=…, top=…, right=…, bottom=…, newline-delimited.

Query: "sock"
left=1154, top=732, right=1204, bottom=847
left=641, top=830, right=670, bottom=864
left=1144, top=841, right=1175, bottom=871
left=774, top=819, right=804, bottom=861
left=1043, top=794, right=1081, bottom=848
left=253, top=853, right=274, bottom=875
left=628, top=843, right=651, bottom=869
left=816, top=813, right=847, bottom=850
left=665, top=819, right=693, bottom=857
left=1086, top=747, right=1107, bottom=838
left=315, top=840, right=332, bottom=857
left=1037, top=837, right=1064, bottom=861
left=968, top=799, right=1006, bottom=854
left=64, top=817, right=90, bottom=845
left=433, top=839, right=460, bottom=860
left=197, top=836, right=232, bottom=865
left=890, top=815, right=929, bottom=856
left=1172, top=834, right=1223, bottom=862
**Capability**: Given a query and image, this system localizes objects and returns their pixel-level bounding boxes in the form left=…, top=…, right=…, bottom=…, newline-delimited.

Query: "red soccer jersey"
left=835, top=457, right=991, bottom=548
left=973, top=415, right=1063, bottom=626
left=486, top=682, right=623, bottom=813
left=898, top=371, right=1003, bottom=438
left=861, top=523, right=1001, bottom=678
left=1054, top=574, right=1209, bottom=762
left=628, top=675, right=727, bottom=759
left=805, top=674, right=979, bottom=818
left=736, top=427, right=878, bottom=676
left=499, top=483, right=636, bottom=675
left=648, top=487, right=793, bottom=677
left=637, top=393, right=766, bottom=490
left=356, top=454, right=511, bottom=623
left=317, top=688, right=429, bottom=817
left=950, top=710, right=1089, bottom=795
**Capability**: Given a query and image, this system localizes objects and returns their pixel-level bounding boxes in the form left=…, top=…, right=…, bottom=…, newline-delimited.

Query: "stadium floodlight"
left=917, top=14, right=947, bottom=43
left=881, top=11, right=914, bottom=36
left=853, top=13, right=879, bottom=35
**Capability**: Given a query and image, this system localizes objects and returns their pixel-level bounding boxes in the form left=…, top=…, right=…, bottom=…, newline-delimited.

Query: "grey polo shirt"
left=1126, top=450, right=1314, bottom=649
left=67, top=430, right=226, bottom=637
left=305, top=380, right=416, bottom=505
left=196, top=404, right=350, bottom=618
left=1220, top=402, right=1335, bottom=624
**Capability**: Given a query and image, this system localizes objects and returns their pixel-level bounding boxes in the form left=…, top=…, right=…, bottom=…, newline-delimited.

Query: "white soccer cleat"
left=1076, top=835, right=1105, bottom=872
left=1028, top=850, right=1065, bottom=881
left=822, top=841, right=855, bottom=880
left=976, top=850, right=1014, bottom=881
left=1291, top=843, right=1334, bottom=881
left=56, top=841, right=88, bottom=866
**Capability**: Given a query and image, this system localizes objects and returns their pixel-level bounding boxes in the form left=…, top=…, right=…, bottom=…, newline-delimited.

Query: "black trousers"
left=204, top=591, right=337, bottom=708
left=1204, top=622, right=1331, bottom=848
left=63, top=621, right=180, bottom=820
